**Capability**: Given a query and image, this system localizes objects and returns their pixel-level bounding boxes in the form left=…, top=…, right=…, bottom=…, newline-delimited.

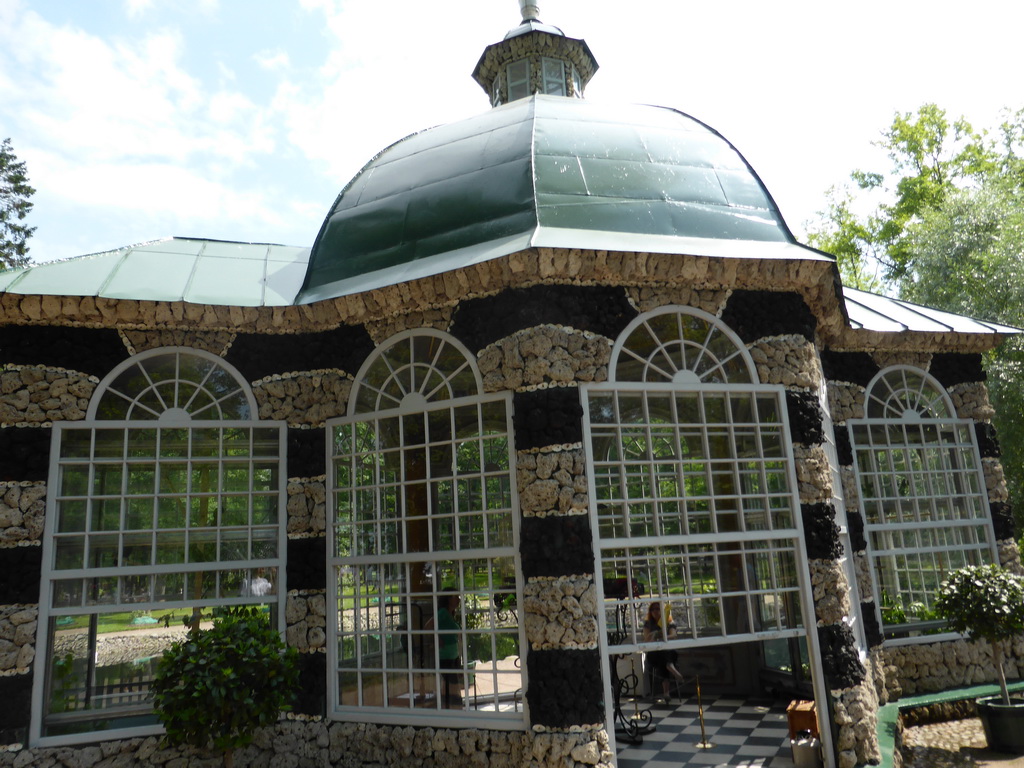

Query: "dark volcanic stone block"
left=288, top=427, right=326, bottom=479
left=0, top=544, right=42, bottom=604
left=0, top=672, right=32, bottom=743
left=929, top=353, right=985, bottom=387
left=286, top=537, right=327, bottom=592
left=720, top=291, right=816, bottom=343
left=817, top=622, right=865, bottom=689
left=0, top=325, right=127, bottom=374
left=520, top=516, right=594, bottom=578
left=834, top=425, right=853, bottom=466
left=227, top=325, right=375, bottom=382
left=820, top=351, right=878, bottom=387
left=512, top=388, right=583, bottom=450
left=0, top=426, right=51, bottom=481
left=975, top=422, right=1001, bottom=459
left=991, top=501, right=1016, bottom=541
left=861, top=603, right=883, bottom=648
left=786, top=390, right=824, bottom=446
left=847, top=508, right=867, bottom=553
left=450, top=285, right=636, bottom=351
left=801, top=503, right=843, bottom=561
left=294, top=652, right=327, bottom=717
left=526, top=648, right=604, bottom=727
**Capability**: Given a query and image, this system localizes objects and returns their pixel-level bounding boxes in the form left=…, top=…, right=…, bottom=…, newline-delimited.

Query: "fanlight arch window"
left=90, top=348, right=255, bottom=421
left=35, top=349, right=285, bottom=745
left=350, top=330, right=482, bottom=415
left=329, top=330, right=522, bottom=727
left=850, top=366, right=995, bottom=640
left=610, top=306, right=756, bottom=385
left=586, top=308, right=809, bottom=652
left=864, top=366, right=954, bottom=420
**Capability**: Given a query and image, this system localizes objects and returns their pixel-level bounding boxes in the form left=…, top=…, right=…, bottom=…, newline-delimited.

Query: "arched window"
left=35, top=349, right=285, bottom=745
left=849, top=367, right=995, bottom=639
left=586, top=308, right=807, bottom=648
left=327, top=330, right=521, bottom=726
left=610, top=306, right=755, bottom=385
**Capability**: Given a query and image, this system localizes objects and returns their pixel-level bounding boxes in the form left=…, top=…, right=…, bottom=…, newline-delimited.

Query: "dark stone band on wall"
left=0, top=325, right=126, bottom=374
left=520, top=516, right=595, bottom=578
left=720, top=291, right=816, bottom=343
left=820, top=351, right=878, bottom=387
left=294, top=651, right=327, bottom=717
left=288, top=427, right=327, bottom=478
left=525, top=647, right=604, bottom=727
left=929, top=353, right=985, bottom=387
left=286, top=537, right=328, bottom=592
left=991, top=501, right=1016, bottom=541
left=800, top=503, right=843, bottom=561
left=0, top=543, right=42, bottom=604
left=0, top=671, right=32, bottom=745
left=817, top=622, right=866, bottom=689
left=785, top=391, right=824, bottom=446
left=0, top=426, right=53, bottom=482
left=861, top=602, right=883, bottom=648
left=227, top=325, right=374, bottom=383
left=450, top=284, right=635, bottom=351
left=834, top=427, right=853, bottom=466
left=846, top=507, right=867, bottom=553
left=975, top=422, right=1001, bottom=459
left=512, top=389, right=584, bottom=450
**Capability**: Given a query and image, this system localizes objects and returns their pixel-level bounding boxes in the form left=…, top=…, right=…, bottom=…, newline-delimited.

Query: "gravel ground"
left=904, top=718, right=1024, bottom=767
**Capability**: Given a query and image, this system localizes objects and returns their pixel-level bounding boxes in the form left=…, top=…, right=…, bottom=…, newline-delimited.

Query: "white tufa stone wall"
left=253, top=370, right=353, bottom=427
left=0, top=605, right=37, bottom=673
left=0, top=365, right=96, bottom=424
left=119, top=328, right=235, bottom=356
left=516, top=448, right=588, bottom=518
left=522, top=576, right=599, bottom=651
left=0, top=482, right=45, bottom=545
left=0, top=719, right=616, bottom=768
left=478, top=325, right=610, bottom=393
left=286, top=477, right=327, bottom=536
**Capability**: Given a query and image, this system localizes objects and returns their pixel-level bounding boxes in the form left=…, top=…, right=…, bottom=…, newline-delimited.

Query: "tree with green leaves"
left=151, top=608, right=300, bottom=768
left=808, top=103, right=1024, bottom=528
left=0, top=137, right=36, bottom=270
left=935, top=564, right=1024, bottom=705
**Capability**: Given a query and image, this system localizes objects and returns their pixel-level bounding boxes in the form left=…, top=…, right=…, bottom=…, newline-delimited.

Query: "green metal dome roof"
left=300, top=95, right=819, bottom=303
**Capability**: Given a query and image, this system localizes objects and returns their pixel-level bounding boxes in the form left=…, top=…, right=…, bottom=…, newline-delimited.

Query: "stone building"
left=0, top=4, right=1020, bottom=768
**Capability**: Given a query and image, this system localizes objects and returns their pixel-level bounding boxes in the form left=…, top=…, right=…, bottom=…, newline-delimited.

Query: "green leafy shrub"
left=935, top=564, right=1024, bottom=704
left=152, top=608, right=300, bottom=768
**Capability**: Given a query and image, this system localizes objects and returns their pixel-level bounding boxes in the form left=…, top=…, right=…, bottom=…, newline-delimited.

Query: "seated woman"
left=643, top=601, right=684, bottom=703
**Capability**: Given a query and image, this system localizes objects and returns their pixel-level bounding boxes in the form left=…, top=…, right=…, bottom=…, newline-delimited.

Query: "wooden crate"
left=786, top=699, right=819, bottom=739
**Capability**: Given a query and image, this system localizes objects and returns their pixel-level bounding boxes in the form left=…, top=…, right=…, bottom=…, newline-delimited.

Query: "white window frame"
left=506, top=59, right=530, bottom=101
left=541, top=57, right=566, bottom=96
left=31, top=348, right=287, bottom=747
left=849, top=366, right=997, bottom=645
left=326, top=330, right=525, bottom=730
left=584, top=306, right=833, bottom=760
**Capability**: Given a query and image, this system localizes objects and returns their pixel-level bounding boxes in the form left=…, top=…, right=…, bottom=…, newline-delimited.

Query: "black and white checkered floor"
left=616, top=695, right=797, bottom=768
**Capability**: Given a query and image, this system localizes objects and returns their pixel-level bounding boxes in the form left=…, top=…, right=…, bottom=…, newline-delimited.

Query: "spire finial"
left=519, top=0, right=540, bottom=21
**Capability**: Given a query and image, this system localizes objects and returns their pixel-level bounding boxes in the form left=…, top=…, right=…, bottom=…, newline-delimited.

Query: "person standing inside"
left=435, top=592, right=463, bottom=707
left=643, top=601, right=685, bottom=703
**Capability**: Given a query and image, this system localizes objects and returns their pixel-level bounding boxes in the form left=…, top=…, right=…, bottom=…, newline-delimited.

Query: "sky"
left=1, top=0, right=1021, bottom=264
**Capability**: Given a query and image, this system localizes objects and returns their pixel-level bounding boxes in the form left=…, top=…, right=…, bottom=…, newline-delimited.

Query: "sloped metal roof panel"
left=843, top=287, right=1019, bottom=334
left=0, top=238, right=310, bottom=307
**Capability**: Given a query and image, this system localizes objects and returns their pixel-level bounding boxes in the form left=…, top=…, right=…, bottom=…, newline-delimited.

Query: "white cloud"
left=255, top=50, right=290, bottom=71
left=123, top=0, right=154, bottom=18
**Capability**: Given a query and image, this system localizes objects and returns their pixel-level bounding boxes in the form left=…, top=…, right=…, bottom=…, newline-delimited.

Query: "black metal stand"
left=610, top=651, right=655, bottom=745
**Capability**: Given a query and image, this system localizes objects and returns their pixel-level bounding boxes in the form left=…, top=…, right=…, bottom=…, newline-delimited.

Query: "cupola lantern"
left=472, top=1, right=598, bottom=106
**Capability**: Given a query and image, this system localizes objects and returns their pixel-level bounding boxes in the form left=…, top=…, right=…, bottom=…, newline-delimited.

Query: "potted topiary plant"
left=934, top=564, right=1024, bottom=753
left=151, top=608, right=300, bottom=768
